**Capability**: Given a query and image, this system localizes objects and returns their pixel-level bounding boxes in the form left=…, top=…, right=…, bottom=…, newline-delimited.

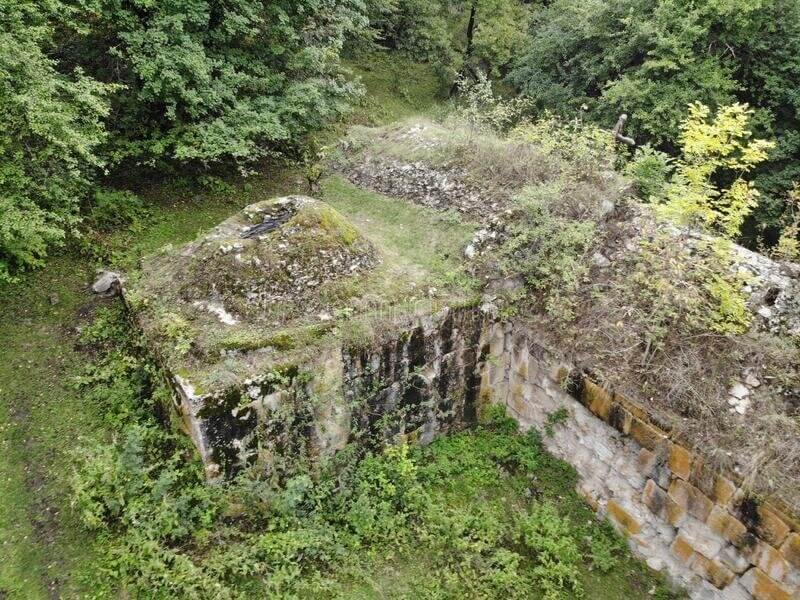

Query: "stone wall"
left=171, top=306, right=485, bottom=478
left=165, top=301, right=800, bottom=599
left=479, top=320, right=800, bottom=600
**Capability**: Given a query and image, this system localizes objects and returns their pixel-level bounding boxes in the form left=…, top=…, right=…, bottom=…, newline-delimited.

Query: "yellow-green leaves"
left=658, top=102, right=774, bottom=239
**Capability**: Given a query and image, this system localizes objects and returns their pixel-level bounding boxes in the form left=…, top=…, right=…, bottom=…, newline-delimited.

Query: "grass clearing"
left=344, top=51, right=447, bottom=126
left=322, top=175, right=478, bottom=299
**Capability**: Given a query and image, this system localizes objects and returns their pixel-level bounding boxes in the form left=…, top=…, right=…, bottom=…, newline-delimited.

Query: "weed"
left=544, top=407, right=569, bottom=438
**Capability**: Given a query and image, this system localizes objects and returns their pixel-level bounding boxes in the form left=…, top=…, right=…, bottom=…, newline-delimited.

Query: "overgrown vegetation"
left=68, top=306, right=681, bottom=599
left=337, top=88, right=800, bottom=506
left=5, top=0, right=800, bottom=279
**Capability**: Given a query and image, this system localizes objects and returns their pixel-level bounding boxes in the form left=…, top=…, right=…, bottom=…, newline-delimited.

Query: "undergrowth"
left=69, top=306, right=682, bottom=599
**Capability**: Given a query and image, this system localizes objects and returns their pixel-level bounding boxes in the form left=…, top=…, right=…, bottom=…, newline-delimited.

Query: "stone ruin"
left=120, top=122, right=800, bottom=599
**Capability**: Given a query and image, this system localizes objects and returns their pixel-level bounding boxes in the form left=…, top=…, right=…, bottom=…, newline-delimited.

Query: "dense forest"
left=3, top=0, right=800, bottom=282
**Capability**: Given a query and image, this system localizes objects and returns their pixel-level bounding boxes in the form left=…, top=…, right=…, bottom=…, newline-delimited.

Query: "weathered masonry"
left=122, top=192, right=800, bottom=599
left=480, top=321, right=800, bottom=600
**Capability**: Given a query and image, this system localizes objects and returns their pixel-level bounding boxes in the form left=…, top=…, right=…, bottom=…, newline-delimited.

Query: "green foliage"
left=657, top=103, right=773, bottom=239
left=508, top=0, right=800, bottom=244
left=70, top=0, right=367, bottom=167
left=544, top=407, right=569, bottom=438
left=451, top=74, right=533, bottom=133
left=69, top=308, right=680, bottom=598
left=0, top=2, right=114, bottom=281
left=502, top=183, right=597, bottom=322
left=368, top=0, right=533, bottom=81
left=519, top=502, right=584, bottom=599
left=771, top=185, right=800, bottom=262
left=586, top=525, right=626, bottom=573
left=88, top=189, right=148, bottom=232
left=625, top=146, right=674, bottom=201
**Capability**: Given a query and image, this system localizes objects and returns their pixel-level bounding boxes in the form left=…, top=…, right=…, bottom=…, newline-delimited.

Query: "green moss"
left=293, top=204, right=360, bottom=247
left=215, top=325, right=330, bottom=353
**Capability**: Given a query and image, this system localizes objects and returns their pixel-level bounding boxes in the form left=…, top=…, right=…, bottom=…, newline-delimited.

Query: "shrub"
left=625, top=145, right=674, bottom=201
left=88, top=189, right=148, bottom=232
left=501, top=183, right=597, bottom=322
left=518, top=501, right=584, bottom=599
left=772, top=184, right=800, bottom=262
left=657, top=103, right=773, bottom=240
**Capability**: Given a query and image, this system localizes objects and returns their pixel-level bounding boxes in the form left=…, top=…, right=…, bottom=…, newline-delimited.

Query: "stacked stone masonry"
left=479, top=320, right=800, bottom=600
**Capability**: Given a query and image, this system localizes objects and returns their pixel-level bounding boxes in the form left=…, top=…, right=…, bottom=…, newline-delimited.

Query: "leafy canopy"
left=657, top=103, right=773, bottom=239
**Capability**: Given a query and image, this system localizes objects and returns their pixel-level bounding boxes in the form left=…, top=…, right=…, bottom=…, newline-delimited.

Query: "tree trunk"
left=450, top=3, right=478, bottom=97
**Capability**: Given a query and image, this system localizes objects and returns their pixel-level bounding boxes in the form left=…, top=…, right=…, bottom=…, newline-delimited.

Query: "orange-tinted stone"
left=671, top=534, right=696, bottom=566
left=637, top=448, right=657, bottom=475
left=743, top=568, right=793, bottom=600
left=607, top=403, right=632, bottom=434
left=668, top=444, right=692, bottom=480
left=607, top=499, right=643, bottom=536
left=630, top=417, right=667, bottom=451
left=692, top=554, right=735, bottom=589
left=585, top=380, right=613, bottom=420
left=779, top=532, right=800, bottom=570
left=757, top=505, right=791, bottom=548
left=712, top=476, right=737, bottom=505
left=666, top=498, right=688, bottom=527
left=613, top=391, right=648, bottom=421
left=669, top=478, right=713, bottom=521
left=707, top=506, right=748, bottom=547
left=748, top=542, right=790, bottom=582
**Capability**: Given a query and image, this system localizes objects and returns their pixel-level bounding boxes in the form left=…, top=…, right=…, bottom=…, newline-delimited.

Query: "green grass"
left=336, top=421, right=681, bottom=599
left=345, top=51, right=447, bottom=126
left=0, top=256, right=105, bottom=598
left=322, top=175, right=478, bottom=300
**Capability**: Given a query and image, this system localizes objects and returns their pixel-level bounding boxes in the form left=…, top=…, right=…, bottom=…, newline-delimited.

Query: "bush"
left=501, top=183, right=597, bottom=322
left=657, top=103, right=773, bottom=240
left=0, top=3, right=113, bottom=282
left=88, top=189, right=148, bottom=232
left=518, top=501, right=584, bottom=599
left=625, top=145, right=674, bottom=201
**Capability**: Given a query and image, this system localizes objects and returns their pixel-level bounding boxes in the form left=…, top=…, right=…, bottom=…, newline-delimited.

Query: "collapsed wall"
left=159, top=294, right=800, bottom=598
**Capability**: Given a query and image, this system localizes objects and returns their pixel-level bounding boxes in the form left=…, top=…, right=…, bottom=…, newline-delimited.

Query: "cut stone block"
left=668, top=443, right=692, bottom=480
left=748, top=542, right=790, bottom=582
left=630, top=417, right=667, bottom=451
left=692, top=554, right=736, bottom=589
left=607, top=499, right=644, bottom=536
left=741, top=568, right=794, bottom=600
left=780, top=533, right=800, bottom=570
left=707, top=506, right=749, bottom=547
left=669, top=478, right=714, bottom=522
left=671, top=534, right=696, bottom=566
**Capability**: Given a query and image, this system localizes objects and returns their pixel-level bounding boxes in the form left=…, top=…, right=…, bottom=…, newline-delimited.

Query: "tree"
left=658, top=103, right=773, bottom=239
left=508, top=0, right=800, bottom=244
left=0, top=2, right=113, bottom=282
left=72, top=0, right=370, bottom=168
